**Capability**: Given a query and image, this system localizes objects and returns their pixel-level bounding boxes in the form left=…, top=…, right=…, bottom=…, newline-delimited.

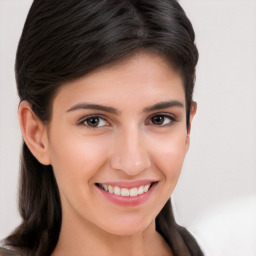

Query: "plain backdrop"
left=1, top=0, right=256, bottom=254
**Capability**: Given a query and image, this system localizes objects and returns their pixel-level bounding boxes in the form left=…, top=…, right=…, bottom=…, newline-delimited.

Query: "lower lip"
left=96, top=183, right=157, bottom=207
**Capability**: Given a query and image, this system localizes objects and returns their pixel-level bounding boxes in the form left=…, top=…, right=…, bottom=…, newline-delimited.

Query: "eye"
left=80, top=116, right=108, bottom=128
left=150, top=114, right=175, bottom=126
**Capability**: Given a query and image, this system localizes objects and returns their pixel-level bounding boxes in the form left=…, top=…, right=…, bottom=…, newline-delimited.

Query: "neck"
left=51, top=210, right=171, bottom=256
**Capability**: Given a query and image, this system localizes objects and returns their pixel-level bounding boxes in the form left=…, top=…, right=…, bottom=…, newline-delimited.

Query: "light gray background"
left=1, top=0, right=256, bottom=251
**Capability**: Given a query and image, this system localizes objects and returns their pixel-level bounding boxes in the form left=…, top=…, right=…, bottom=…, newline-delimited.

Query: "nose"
left=110, top=127, right=151, bottom=176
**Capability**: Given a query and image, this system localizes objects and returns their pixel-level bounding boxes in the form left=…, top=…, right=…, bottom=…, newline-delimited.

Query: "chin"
left=100, top=215, right=154, bottom=236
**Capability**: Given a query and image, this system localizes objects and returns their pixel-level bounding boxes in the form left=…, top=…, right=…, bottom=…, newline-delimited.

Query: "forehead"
left=53, top=52, right=185, bottom=111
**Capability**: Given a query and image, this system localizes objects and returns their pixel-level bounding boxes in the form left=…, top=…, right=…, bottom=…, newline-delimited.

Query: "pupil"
left=87, top=117, right=99, bottom=127
left=152, top=115, right=164, bottom=125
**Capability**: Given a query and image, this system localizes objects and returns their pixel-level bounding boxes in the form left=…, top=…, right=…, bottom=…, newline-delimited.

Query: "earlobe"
left=18, top=101, right=51, bottom=165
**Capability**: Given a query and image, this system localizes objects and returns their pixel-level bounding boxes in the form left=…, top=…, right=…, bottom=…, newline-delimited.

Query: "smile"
left=96, top=182, right=155, bottom=197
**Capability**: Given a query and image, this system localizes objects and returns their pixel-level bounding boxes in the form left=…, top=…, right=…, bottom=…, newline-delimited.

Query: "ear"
left=185, top=101, right=197, bottom=152
left=18, top=101, right=51, bottom=165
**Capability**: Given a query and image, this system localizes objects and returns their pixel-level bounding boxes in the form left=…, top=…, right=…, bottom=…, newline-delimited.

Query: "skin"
left=19, top=51, right=196, bottom=256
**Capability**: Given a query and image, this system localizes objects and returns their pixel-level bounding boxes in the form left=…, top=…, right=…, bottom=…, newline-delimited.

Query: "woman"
left=0, top=0, right=203, bottom=255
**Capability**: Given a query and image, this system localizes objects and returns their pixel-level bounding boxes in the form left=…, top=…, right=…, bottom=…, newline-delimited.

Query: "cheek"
left=48, top=132, right=109, bottom=188
left=150, top=132, right=187, bottom=181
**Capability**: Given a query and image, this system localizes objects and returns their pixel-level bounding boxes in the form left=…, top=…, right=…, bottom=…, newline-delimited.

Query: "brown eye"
left=150, top=115, right=175, bottom=126
left=82, top=116, right=108, bottom=128
left=86, top=117, right=100, bottom=127
left=151, top=115, right=165, bottom=125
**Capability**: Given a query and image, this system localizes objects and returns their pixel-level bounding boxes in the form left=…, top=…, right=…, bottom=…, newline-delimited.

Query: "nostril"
left=110, top=155, right=151, bottom=175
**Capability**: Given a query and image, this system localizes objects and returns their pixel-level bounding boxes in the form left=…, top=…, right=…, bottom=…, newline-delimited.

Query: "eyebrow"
left=67, top=100, right=184, bottom=115
left=67, top=103, right=121, bottom=115
left=143, top=100, right=184, bottom=112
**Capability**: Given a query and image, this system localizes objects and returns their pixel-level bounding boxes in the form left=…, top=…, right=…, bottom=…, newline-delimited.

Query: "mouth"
left=95, top=182, right=157, bottom=197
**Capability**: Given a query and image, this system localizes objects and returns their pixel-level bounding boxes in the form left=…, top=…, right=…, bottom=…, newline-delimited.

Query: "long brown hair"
left=5, top=0, right=202, bottom=255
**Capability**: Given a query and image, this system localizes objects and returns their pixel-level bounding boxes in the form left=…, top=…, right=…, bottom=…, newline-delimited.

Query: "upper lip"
left=96, top=180, right=158, bottom=189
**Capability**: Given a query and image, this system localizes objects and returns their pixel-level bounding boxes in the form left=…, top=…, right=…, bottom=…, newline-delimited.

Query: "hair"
left=5, top=0, right=202, bottom=255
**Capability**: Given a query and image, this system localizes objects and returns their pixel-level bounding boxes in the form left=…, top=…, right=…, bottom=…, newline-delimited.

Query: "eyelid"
left=77, top=114, right=110, bottom=127
left=77, top=112, right=177, bottom=128
left=147, top=112, right=177, bottom=126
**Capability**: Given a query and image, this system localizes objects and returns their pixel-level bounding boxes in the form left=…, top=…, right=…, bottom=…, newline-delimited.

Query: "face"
left=45, top=52, right=193, bottom=236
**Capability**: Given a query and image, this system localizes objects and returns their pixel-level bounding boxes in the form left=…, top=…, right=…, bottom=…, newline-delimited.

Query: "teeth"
left=138, top=186, right=144, bottom=195
left=108, top=185, right=114, bottom=193
left=98, top=183, right=154, bottom=197
left=143, top=184, right=150, bottom=193
left=113, top=186, right=121, bottom=196
left=129, top=188, right=138, bottom=197
left=121, top=188, right=129, bottom=196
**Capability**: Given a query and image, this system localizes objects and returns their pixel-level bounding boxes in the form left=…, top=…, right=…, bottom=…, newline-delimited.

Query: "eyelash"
left=147, top=113, right=176, bottom=127
left=78, top=113, right=176, bottom=129
left=78, top=115, right=109, bottom=129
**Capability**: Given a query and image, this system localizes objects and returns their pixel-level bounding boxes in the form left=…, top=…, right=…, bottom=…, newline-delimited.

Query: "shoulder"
left=0, top=247, right=22, bottom=256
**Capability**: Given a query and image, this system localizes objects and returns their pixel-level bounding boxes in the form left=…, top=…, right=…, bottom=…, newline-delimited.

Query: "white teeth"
left=121, top=188, right=129, bottom=196
left=113, top=186, right=121, bottom=196
left=138, top=186, right=144, bottom=195
left=129, top=188, right=138, bottom=197
left=108, top=185, right=114, bottom=193
left=98, top=183, right=154, bottom=197
left=143, top=184, right=150, bottom=193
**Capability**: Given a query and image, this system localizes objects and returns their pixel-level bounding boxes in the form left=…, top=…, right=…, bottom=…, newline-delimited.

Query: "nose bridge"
left=110, top=125, right=151, bottom=175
